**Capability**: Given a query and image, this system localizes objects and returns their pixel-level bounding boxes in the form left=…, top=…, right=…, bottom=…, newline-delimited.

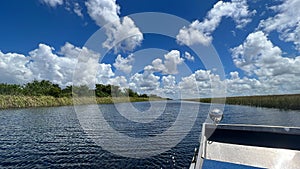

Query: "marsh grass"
left=193, top=94, right=300, bottom=110
left=0, top=95, right=166, bottom=109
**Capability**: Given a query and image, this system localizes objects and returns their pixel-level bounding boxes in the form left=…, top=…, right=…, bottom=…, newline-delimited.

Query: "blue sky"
left=0, top=0, right=300, bottom=98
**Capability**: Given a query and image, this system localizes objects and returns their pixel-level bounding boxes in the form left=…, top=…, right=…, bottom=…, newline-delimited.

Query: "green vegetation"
left=0, top=80, right=164, bottom=109
left=0, top=95, right=72, bottom=109
left=188, top=94, right=300, bottom=110
left=0, top=96, right=164, bottom=109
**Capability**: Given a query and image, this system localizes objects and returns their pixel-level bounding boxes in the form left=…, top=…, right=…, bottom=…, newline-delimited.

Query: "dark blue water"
left=0, top=101, right=299, bottom=168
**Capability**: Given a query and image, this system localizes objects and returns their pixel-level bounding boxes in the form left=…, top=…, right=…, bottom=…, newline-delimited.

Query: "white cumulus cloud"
left=145, top=50, right=184, bottom=75
left=113, top=54, right=134, bottom=74
left=225, top=71, right=265, bottom=96
left=129, top=71, right=160, bottom=93
left=231, top=31, right=300, bottom=77
left=85, top=0, right=120, bottom=25
left=178, top=69, right=224, bottom=98
left=85, top=0, right=143, bottom=52
left=161, top=75, right=177, bottom=95
left=42, top=0, right=143, bottom=52
left=231, top=31, right=300, bottom=94
left=258, top=0, right=300, bottom=51
left=177, top=0, right=255, bottom=46
left=0, top=43, right=114, bottom=88
left=108, top=76, right=128, bottom=88
left=0, top=51, right=32, bottom=84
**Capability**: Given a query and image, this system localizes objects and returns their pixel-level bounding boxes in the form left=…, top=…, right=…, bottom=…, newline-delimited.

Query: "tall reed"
left=0, top=95, right=166, bottom=109
left=197, top=94, right=300, bottom=110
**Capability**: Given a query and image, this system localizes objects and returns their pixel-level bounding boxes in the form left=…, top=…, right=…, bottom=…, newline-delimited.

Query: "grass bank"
left=0, top=95, right=166, bottom=109
left=187, top=94, right=300, bottom=110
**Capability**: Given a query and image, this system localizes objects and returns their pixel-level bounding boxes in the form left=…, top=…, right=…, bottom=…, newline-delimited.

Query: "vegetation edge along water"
left=0, top=95, right=166, bottom=109
left=185, top=94, right=300, bottom=110
left=0, top=80, right=166, bottom=109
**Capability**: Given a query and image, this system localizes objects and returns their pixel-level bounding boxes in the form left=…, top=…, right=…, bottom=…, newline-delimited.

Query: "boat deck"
left=190, top=123, right=300, bottom=169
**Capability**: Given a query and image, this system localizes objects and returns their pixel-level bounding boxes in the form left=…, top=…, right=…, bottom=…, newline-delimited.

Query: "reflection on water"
left=0, top=101, right=299, bottom=168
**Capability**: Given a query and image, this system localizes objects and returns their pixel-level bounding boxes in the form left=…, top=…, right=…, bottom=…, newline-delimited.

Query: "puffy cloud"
left=41, top=0, right=63, bottom=7
left=162, top=75, right=176, bottom=89
left=229, top=71, right=239, bottom=80
left=94, top=63, right=115, bottom=85
left=176, top=69, right=263, bottom=98
left=0, top=43, right=114, bottom=88
left=232, top=31, right=279, bottom=74
left=129, top=71, right=160, bottom=93
left=177, top=0, right=255, bottom=46
left=74, top=60, right=114, bottom=87
left=161, top=75, right=177, bottom=95
left=178, top=70, right=223, bottom=98
left=230, top=0, right=300, bottom=95
left=85, top=0, right=143, bottom=52
left=258, top=0, right=300, bottom=51
left=164, top=50, right=184, bottom=74
left=194, top=69, right=211, bottom=82
left=145, top=50, right=184, bottom=75
left=177, top=25, right=212, bottom=46
left=231, top=31, right=300, bottom=94
left=224, top=71, right=300, bottom=96
left=127, top=73, right=179, bottom=99
left=145, top=58, right=164, bottom=73
left=183, top=52, right=195, bottom=61
left=69, top=43, right=114, bottom=86
left=28, top=44, right=71, bottom=85
left=28, top=43, right=95, bottom=87
left=132, top=70, right=223, bottom=99
left=175, top=67, right=299, bottom=98
left=178, top=74, right=198, bottom=94
left=85, top=0, right=120, bottom=25
left=113, top=54, right=134, bottom=74
left=108, top=76, right=128, bottom=88
left=231, top=31, right=300, bottom=77
left=0, top=51, right=32, bottom=84
left=42, top=0, right=143, bottom=52
left=102, top=16, right=143, bottom=52
left=225, top=71, right=265, bottom=96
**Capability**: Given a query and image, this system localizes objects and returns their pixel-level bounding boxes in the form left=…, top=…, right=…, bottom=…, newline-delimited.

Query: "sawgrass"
left=0, top=95, right=166, bottom=109
left=187, top=94, right=300, bottom=110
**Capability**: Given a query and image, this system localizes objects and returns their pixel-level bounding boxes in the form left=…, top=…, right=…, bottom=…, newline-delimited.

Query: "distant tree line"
left=0, top=80, right=151, bottom=98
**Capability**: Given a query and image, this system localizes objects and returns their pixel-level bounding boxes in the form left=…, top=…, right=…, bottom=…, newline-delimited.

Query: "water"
left=0, top=101, right=299, bottom=168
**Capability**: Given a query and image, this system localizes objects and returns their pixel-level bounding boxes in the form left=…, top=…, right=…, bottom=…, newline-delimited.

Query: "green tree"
left=95, top=84, right=111, bottom=97
left=138, top=94, right=148, bottom=98
left=127, top=88, right=139, bottom=97
left=72, top=85, right=93, bottom=97
left=61, top=85, right=73, bottom=97
left=23, top=80, right=61, bottom=97
left=0, top=83, right=23, bottom=95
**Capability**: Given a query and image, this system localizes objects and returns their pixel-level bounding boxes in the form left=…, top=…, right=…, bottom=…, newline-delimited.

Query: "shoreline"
left=185, top=94, right=300, bottom=110
left=0, top=95, right=165, bottom=110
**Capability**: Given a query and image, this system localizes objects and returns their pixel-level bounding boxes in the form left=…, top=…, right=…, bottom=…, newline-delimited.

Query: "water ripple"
left=0, top=101, right=299, bottom=168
